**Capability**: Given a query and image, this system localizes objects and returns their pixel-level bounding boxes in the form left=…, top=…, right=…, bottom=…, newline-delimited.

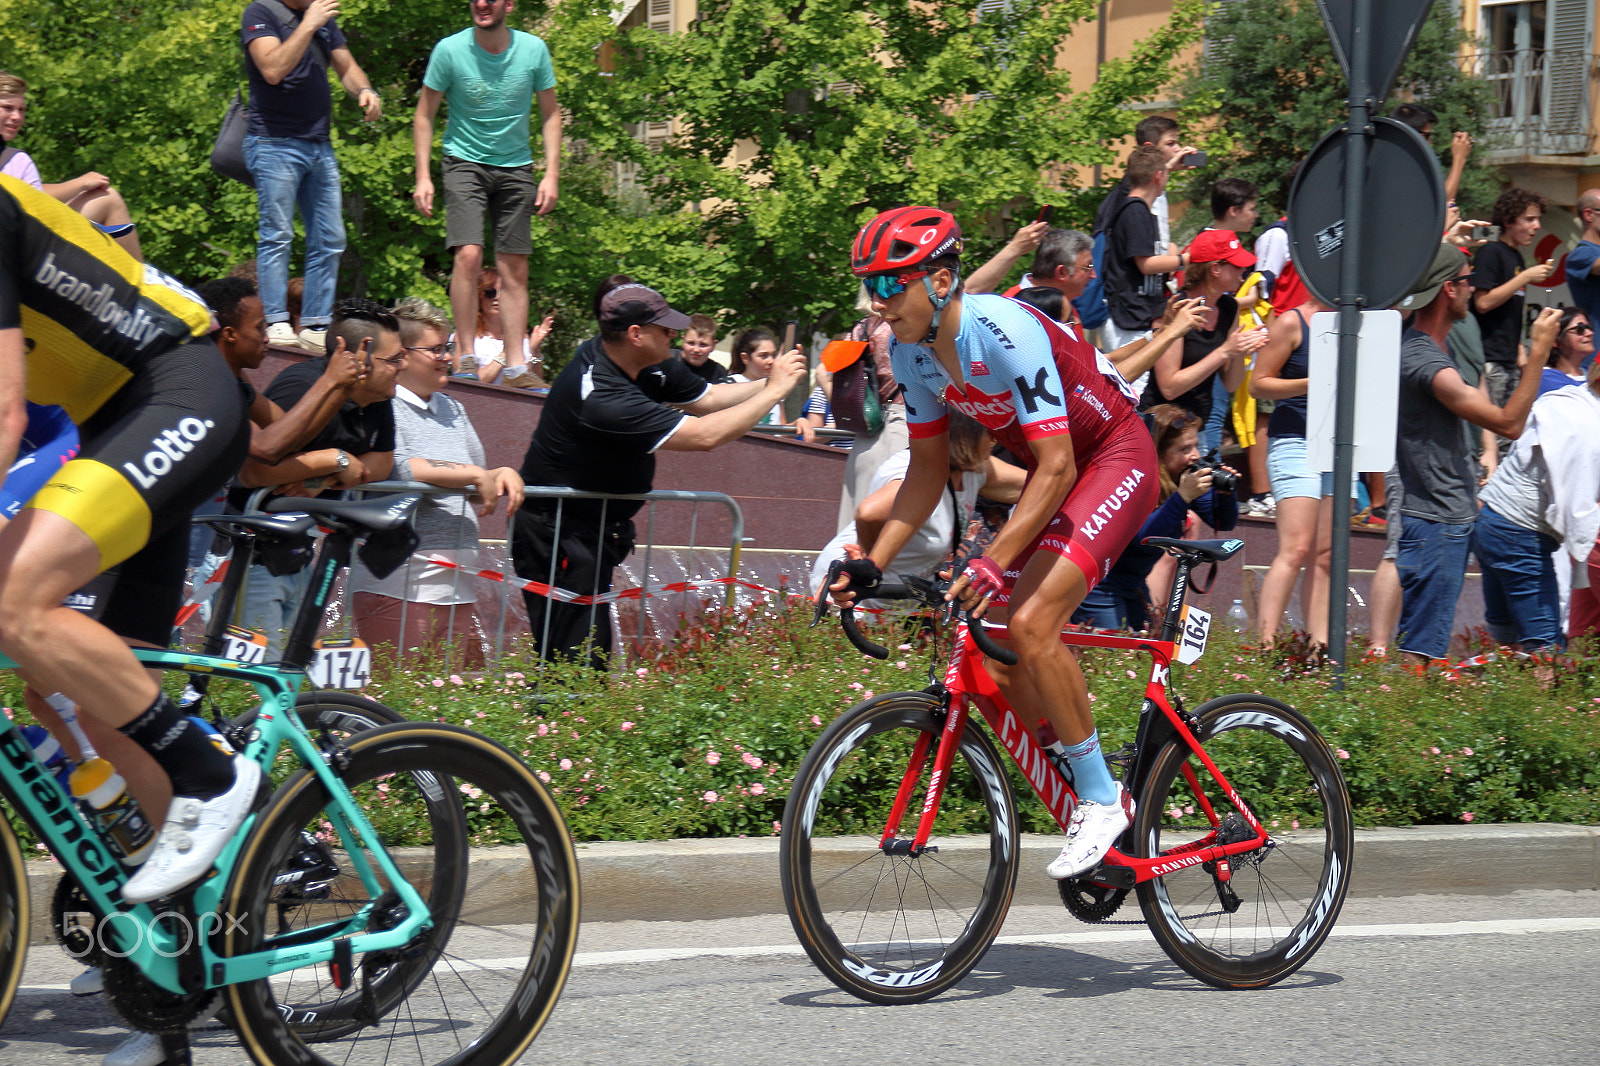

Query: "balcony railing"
left=1461, top=48, right=1596, bottom=156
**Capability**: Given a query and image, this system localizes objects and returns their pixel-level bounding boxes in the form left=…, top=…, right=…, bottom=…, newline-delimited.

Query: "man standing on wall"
left=242, top=0, right=382, bottom=352
left=414, top=0, right=561, bottom=387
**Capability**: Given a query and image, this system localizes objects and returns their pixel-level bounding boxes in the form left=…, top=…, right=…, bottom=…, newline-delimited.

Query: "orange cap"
left=821, top=339, right=869, bottom=372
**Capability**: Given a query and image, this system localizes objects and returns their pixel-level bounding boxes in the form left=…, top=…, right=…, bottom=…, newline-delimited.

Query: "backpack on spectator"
left=1070, top=230, right=1111, bottom=331
left=1261, top=219, right=1311, bottom=311
left=820, top=336, right=882, bottom=436
left=210, top=0, right=330, bottom=188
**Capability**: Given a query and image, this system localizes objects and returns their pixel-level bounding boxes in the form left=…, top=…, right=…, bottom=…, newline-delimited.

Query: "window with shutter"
left=649, top=0, right=674, bottom=35
left=1202, top=0, right=1244, bottom=64
left=1543, top=0, right=1592, bottom=152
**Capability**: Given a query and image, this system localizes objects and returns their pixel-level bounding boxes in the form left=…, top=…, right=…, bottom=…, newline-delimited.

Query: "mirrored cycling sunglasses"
left=863, top=270, right=931, bottom=300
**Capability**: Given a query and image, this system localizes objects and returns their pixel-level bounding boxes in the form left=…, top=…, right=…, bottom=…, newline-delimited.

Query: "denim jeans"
left=1473, top=505, right=1563, bottom=651
left=242, top=563, right=316, bottom=661
left=243, top=135, right=345, bottom=327
left=1395, top=513, right=1475, bottom=659
left=1202, top=375, right=1230, bottom=456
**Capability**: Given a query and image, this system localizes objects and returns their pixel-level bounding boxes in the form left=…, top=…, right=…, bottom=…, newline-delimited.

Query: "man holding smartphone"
left=1471, top=187, right=1554, bottom=471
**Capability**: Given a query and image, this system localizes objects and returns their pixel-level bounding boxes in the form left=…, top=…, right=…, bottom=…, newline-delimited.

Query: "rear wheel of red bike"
left=1134, top=694, right=1353, bottom=989
left=780, top=692, right=1019, bottom=1004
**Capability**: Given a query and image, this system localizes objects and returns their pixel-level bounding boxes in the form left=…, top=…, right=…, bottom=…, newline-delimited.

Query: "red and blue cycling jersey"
left=890, top=294, right=1157, bottom=591
left=890, top=294, right=1143, bottom=467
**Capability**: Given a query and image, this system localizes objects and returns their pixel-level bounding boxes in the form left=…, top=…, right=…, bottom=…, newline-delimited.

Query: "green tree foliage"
left=1174, top=0, right=1498, bottom=227
left=0, top=0, right=1206, bottom=353
left=599, top=0, right=1208, bottom=332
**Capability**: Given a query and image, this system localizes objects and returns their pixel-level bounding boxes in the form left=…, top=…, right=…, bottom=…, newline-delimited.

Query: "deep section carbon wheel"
left=780, top=693, right=1018, bottom=1004
left=1133, top=694, right=1353, bottom=989
left=225, top=723, right=579, bottom=1066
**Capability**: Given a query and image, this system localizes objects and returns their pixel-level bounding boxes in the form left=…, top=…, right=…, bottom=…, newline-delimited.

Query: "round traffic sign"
left=1287, top=117, right=1446, bottom=311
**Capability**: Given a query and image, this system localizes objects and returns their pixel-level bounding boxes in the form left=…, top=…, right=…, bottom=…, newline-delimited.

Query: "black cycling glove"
left=837, top=557, right=883, bottom=594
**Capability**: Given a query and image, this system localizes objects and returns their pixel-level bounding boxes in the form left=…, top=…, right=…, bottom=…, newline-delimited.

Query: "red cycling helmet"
left=851, top=206, right=964, bottom=277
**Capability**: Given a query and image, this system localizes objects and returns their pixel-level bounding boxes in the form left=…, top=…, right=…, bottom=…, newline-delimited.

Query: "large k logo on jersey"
left=942, top=385, right=1015, bottom=430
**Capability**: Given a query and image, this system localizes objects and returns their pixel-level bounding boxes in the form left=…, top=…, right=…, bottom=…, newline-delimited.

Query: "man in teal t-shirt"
left=413, top=0, right=560, bottom=387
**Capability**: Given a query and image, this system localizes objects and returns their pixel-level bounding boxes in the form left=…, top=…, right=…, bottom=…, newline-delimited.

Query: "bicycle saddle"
left=192, top=511, right=317, bottom=538
left=1142, top=536, right=1244, bottom=563
left=265, top=493, right=422, bottom=533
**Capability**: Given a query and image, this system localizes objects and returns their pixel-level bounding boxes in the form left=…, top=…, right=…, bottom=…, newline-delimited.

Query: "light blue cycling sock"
left=1062, top=730, right=1120, bottom=807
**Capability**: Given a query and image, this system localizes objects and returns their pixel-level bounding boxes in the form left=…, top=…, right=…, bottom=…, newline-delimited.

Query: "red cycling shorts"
left=994, top=422, right=1159, bottom=603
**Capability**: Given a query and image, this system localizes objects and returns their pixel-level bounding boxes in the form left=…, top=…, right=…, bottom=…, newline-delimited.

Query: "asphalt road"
left=5, top=890, right=1598, bottom=1065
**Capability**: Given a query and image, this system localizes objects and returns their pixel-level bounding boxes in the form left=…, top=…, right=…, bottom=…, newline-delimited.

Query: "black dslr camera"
left=1189, top=449, right=1238, bottom=495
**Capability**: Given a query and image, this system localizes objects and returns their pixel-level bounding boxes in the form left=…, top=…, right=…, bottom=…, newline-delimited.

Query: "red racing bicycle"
left=781, top=537, right=1353, bottom=1003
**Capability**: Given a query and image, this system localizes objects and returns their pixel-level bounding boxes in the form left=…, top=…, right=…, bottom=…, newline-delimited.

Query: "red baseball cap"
left=1186, top=229, right=1257, bottom=269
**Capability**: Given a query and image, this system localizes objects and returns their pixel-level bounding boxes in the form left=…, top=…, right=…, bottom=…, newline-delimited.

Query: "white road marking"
left=17, top=915, right=1600, bottom=993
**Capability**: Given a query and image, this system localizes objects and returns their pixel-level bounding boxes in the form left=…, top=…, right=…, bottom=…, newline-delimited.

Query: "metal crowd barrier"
left=209, top=481, right=745, bottom=669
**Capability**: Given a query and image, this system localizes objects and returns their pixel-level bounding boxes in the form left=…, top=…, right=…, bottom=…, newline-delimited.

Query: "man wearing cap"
left=511, top=282, right=805, bottom=665
left=1392, top=244, right=1560, bottom=663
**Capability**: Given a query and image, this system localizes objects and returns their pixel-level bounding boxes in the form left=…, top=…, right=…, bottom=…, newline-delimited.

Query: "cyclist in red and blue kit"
left=829, top=206, right=1159, bottom=878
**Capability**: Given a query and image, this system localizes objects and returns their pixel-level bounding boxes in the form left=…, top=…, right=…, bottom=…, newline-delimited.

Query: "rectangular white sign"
left=1306, top=309, right=1401, bottom=474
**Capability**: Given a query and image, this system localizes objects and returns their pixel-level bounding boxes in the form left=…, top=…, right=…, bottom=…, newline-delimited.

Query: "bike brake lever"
left=811, top=559, right=845, bottom=628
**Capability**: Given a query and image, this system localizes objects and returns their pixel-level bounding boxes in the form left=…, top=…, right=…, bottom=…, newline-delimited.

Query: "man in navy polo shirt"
left=242, top=0, right=382, bottom=352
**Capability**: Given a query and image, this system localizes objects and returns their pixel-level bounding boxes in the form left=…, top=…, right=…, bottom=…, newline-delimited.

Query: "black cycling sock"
left=118, top=693, right=234, bottom=800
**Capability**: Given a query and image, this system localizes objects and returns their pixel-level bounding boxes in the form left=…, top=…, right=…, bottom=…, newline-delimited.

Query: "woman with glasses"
left=826, top=206, right=1158, bottom=881
left=455, top=268, right=553, bottom=387
left=351, top=297, right=524, bottom=666
left=1537, top=307, right=1594, bottom=395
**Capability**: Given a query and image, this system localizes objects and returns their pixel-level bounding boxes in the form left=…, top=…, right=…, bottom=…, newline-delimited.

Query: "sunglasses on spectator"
left=480, top=288, right=498, bottom=299
left=1566, top=323, right=1594, bottom=334
left=405, top=341, right=456, bottom=358
left=863, top=270, right=931, bottom=300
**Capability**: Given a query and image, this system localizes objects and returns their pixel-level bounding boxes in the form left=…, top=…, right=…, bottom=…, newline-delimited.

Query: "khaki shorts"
left=442, top=156, right=538, bottom=255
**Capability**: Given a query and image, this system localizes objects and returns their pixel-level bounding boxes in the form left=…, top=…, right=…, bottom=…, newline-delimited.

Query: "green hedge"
left=7, top=597, right=1600, bottom=852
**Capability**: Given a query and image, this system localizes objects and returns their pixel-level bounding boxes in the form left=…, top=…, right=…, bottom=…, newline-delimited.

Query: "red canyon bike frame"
left=879, top=622, right=1271, bottom=884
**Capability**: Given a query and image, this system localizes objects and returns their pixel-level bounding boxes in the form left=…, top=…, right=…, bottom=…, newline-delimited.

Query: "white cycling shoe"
left=70, top=966, right=104, bottom=996
left=122, top=755, right=262, bottom=904
left=1047, top=784, right=1135, bottom=880
left=103, top=1031, right=166, bottom=1066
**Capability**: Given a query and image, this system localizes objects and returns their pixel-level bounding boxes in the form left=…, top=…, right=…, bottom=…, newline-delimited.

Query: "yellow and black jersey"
left=0, top=174, right=211, bottom=423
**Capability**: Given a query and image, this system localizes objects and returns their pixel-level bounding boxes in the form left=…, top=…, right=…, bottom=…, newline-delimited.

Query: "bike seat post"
left=1157, top=554, right=1198, bottom=644
left=278, top=523, right=356, bottom=674
left=200, top=529, right=257, bottom=658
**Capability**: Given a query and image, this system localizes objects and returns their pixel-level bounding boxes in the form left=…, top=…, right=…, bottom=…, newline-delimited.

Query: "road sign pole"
left=1328, top=0, right=1372, bottom=680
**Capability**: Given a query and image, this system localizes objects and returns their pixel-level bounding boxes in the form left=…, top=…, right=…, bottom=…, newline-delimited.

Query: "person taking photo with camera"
left=1071, top=404, right=1238, bottom=631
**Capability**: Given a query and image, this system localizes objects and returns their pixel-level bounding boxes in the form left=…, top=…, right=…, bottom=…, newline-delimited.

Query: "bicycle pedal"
left=1102, top=743, right=1136, bottom=770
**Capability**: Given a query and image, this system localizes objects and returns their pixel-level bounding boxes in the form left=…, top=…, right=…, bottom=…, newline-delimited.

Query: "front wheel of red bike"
left=1134, top=694, right=1354, bottom=989
left=779, top=692, right=1019, bottom=1005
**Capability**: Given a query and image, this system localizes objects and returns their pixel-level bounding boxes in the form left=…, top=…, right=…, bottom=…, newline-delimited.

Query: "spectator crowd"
left=3, top=2, right=1595, bottom=694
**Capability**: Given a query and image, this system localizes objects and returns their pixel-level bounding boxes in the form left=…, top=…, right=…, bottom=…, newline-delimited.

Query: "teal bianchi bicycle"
left=0, top=494, right=579, bottom=1066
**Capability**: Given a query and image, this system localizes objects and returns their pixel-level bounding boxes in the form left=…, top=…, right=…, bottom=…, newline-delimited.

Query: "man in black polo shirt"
left=512, top=282, right=803, bottom=665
